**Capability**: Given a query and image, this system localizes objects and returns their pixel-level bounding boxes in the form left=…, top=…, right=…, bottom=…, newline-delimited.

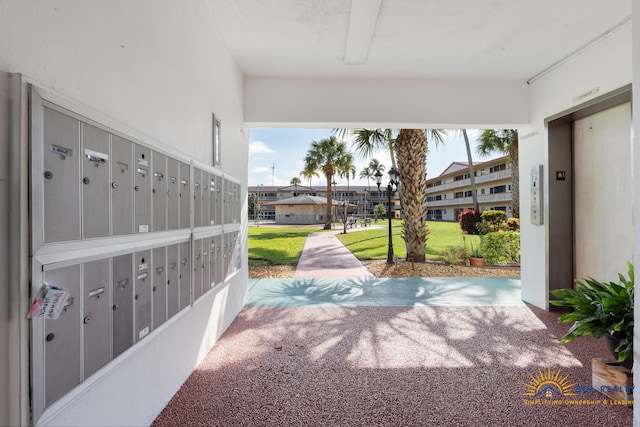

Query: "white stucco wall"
left=520, top=24, right=632, bottom=308
left=633, top=2, right=639, bottom=426
left=245, top=77, right=530, bottom=128
left=0, top=1, right=248, bottom=426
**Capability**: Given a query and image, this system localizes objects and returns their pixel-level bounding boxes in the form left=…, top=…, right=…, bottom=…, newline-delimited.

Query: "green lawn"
left=335, top=220, right=481, bottom=261
left=248, top=221, right=481, bottom=265
left=248, top=225, right=325, bottom=266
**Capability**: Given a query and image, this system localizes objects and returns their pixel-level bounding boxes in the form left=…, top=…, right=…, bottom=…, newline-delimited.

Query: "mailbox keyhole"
left=83, top=177, right=90, bottom=185
left=46, top=333, right=55, bottom=342
left=44, top=171, right=53, bottom=179
left=135, top=185, right=139, bottom=191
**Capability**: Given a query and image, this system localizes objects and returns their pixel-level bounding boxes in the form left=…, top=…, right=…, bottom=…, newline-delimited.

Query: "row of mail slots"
left=40, top=232, right=240, bottom=408
left=41, top=106, right=241, bottom=243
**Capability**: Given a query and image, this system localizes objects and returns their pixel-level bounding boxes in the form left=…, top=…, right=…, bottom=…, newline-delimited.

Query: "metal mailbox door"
left=152, top=247, right=167, bottom=329
left=178, top=241, right=191, bottom=310
left=192, top=239, right=203, bottom=300
left=43, top=264, right=81, bottom=406
left=214, top=175, right=223, bottom=226
left=234, top=183, right=241, bottom=223
left=202, top=172, right=210, bottom=227
left=152, top=152, right=167, bottom=232
left=111, top=135, right=134, bottom=236
left=223, top=233, right=230, bottom=278
left=193, top=169, right=202, bottom=227
left=179, top=162, right=190, bottom=229
left=134, top=144, right=152, bottom=233
left=167, top=157, right=180, bottom=230
left=215, top=234, right=223, bottom=284
left=166, top=244, right=180, bottom=318
left=209, top=238, right=216, bottom=287
left=82, top=258, right=111, bottom=377
left=134, top=250, right=152, bottom=341
left=209, top=175, right=217, bottom=225
left=81, top=123, right=110, bottom=238
left=223, top=179, right=229, bottom=224
left=112, top=253, right=133, bottom=358
left=42, top=107, right=81, bottom=243
left=202, top=239, right=210, bottom=291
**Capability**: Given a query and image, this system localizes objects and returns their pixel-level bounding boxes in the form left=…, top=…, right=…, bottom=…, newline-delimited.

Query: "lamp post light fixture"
left=376, top=167, right=400, bottom=265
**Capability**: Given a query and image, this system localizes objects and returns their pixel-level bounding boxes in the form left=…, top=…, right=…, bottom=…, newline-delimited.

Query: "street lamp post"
left=376, top=167, right=400, bottom=265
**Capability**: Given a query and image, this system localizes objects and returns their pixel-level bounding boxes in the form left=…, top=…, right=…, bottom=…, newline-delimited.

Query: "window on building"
left=454, top=191, right=464, bottom=199
left=480, top=188, right=485, bottom=195
left=490, top=185, right=507, bottom=194
left=490, top=163, right=506, bottom=173
left=464, top=190, right=472, bottom=197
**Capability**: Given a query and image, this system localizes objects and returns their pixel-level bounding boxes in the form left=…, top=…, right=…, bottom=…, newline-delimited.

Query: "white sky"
left=248, top=128, right=502, bottom=187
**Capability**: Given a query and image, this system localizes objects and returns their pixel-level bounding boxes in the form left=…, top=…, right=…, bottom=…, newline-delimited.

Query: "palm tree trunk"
left=462, top=130, right=480, bottom=211
left=509, top=137, right=519, bottom=218
left=324, top=172, right=333, bottom=229
left=395, top=129, right=428, bottom=262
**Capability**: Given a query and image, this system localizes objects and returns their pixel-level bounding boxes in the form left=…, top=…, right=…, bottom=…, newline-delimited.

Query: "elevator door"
left=573, top=102, right=633, bottom=282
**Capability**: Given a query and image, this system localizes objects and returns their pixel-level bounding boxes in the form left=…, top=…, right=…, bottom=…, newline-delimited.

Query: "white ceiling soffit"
left=343, top=0, right=383, bottom=65
left=206, top=0, right=631, bottom=81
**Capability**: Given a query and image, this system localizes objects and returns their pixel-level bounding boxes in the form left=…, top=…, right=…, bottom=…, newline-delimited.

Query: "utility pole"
left=271, top=162, right=275, bottom=186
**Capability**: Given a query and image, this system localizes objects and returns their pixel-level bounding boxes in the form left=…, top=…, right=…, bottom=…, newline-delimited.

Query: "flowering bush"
left=458, top=209, right=482, bottom=234
left=476, top=210, right=507, bottom=235
left=505, top=217, right=520, bottom=231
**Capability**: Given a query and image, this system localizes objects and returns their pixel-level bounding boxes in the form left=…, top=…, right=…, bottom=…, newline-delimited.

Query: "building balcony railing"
left=426, top=192, right=512, bottom=207
left=426, top=169, right=512, bottom=193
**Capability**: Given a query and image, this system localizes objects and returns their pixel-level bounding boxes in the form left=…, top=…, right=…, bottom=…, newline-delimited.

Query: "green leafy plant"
left=550, top=262, right=634, bottom=363
left=476, top=210, right=507, bottom=235
left=466, top=236, right=483, bottom=258
left=439, top=244, right=469, bottom=265
left=482, top=231, right=520, bottom=264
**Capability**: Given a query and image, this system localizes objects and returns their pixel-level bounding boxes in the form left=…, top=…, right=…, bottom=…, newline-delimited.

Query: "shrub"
left=482, top=231, right=520, bottom=265
left=505, top=217, right=520, bottom=231
left=439, top=244, right=469, bottom=265
left=476, top=210, right=507, bottom=235
left=458, top=209, right=482, bottom=234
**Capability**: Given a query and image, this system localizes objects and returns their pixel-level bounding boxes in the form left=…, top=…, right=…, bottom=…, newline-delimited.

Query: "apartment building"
left=249, top=184, right=401, bottom=221
left=426, top=156, right=513, bottom=221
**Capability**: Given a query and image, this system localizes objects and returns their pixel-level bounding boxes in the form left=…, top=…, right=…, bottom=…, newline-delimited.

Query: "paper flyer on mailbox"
left=28, top=283, right=72, bottom=320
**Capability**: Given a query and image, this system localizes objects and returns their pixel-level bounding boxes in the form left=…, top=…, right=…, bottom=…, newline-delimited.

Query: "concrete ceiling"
left=206, top=0, right=631, bottom=81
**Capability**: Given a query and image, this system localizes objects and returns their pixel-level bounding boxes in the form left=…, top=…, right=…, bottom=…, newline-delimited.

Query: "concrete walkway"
left=294, top=231, right=374, bottom=279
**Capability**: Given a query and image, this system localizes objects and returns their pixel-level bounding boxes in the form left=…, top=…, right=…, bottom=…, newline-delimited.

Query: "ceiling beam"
left=343, top=0, right=382, bottom=65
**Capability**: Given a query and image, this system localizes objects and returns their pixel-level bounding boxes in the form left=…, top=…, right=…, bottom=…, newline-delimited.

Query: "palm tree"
left=337, top=152, right=356, bottom=193
left=477, top=129, right=519, bottom=218
left=334, top=128, right=445, bottom=262
left=394, top=129, right=431, bottom=262
left=302, top=136, right=350, bottom=230
left=368, top=158, right=385, bottom=176
left=461, top=130, right=480, bottom=212
left=299, top=165, right=319, bottom=187
left=336, top=153, right=356, bottom=231
left=290, top=176, right=301, bottom=196
left=359, top=166, right=373, bottom=218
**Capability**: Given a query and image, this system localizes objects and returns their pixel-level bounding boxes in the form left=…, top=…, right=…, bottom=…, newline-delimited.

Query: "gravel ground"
left=153, top=305, right=632, bottom=427
left=249, top=260, right=520, bottom=279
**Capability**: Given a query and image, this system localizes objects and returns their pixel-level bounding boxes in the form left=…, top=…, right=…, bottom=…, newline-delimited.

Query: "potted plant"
left=550, top=262, right=634, bottom=370
left=466, top=236, right=484, bottom=267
